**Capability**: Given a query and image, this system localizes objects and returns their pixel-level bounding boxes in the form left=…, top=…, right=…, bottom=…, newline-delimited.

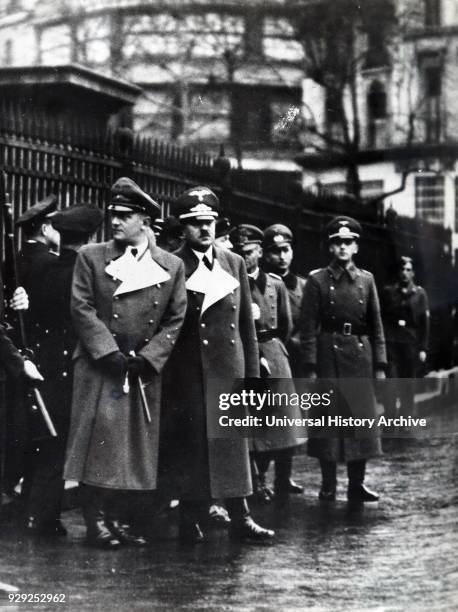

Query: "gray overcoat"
left=64, top=240, right=187, bottom=490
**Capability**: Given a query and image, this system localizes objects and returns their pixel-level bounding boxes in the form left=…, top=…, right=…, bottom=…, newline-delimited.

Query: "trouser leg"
left=80, top=484, right=121, bottom=549
left=347, top=460, right=379, bottom=502
left=225, top=496, right=275, bottom=541
left=318, top=459, right=337, bottom=500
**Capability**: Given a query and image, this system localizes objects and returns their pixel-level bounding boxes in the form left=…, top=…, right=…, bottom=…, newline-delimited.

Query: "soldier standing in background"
left=22, top=205, right=104, bottom=536
left=262, top=224, right=306, bottom=377
left=231, top=224, right=304, bottom=503
left=300, top=217, right=386, bottom=503
left=381, top=256, right=429, bottom=419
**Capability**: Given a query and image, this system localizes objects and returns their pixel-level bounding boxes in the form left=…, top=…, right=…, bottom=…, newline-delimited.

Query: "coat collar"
left=328, top=260, right=359, bottom=282
left=282, top=271, right=298, bottom=291
left=104, top=239, right=171, bottom=270
left=177, top=243, right=232, bottom=279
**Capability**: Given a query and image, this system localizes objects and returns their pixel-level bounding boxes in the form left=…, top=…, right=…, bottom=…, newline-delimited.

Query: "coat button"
left=359, top=299, right=364, bottom=304
left=330, top=301, right=335, bottom=305
left=62, top=372, right=68, bottom=377
left=63, top=350, right=68, bottom=356
left=193, top=291, right=197, bottom=296
left=154, top=301, right=158, bottom=306
left=157, top=284, right=161, bottom=288
left=149, top=319, right=154, bottom=324
left=330, top=286, right=335, bottom=291
left=166, top=334, right=171, bottom=339
left=230, top=323, right=235, bottom=329
left=232, top=305, right=236, bottom=310
left=230, top=339, right=235, bottom=345
left=114, top=296, right=119, bottom=301
left=203, top=339, right=208, bottom=346
left=113, top=314, right=119, bottom=319
left=112, top=333, right=117, bottom=338
left=196, top=307, right=200, bottom=312
left=333, top=344, right=338, bottom=349
left=144, top=338, right=150, bottom=342
left=201, top=323, right=206, bottom=328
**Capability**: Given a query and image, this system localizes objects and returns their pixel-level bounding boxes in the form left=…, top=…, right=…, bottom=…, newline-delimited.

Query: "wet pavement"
left=1, top=405, right=457, bottom=612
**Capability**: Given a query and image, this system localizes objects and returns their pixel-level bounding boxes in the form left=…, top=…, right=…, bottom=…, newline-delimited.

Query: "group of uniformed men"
left=0, top=177, right=429, bottom=548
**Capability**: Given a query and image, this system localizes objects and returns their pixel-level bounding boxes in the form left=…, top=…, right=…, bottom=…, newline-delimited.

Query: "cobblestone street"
left=1, top=405, right=457, bottom=612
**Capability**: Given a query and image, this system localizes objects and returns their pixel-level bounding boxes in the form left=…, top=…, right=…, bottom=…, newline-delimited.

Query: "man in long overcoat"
left=231, top=224, right=304, bottom=503
left=161, top=186, right=274, bottom=543
left=300, top=216, right=387, bottom=502
left=64, top=178, right=187, bottom=549
left=22, top=205, right=104, bottom=536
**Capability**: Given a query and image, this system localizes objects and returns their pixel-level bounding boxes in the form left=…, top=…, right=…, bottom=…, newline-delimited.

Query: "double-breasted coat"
left=300, top=261, right=387, bottom=462
left=64, top=240, right=187, bottom=490
left=249, top=270, right=304, bottom=451
left=160, top=244, right=259, bottom=500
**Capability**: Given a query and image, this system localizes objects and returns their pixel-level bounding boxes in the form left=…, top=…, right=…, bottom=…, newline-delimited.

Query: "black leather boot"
left=252, top=455, right=274, bottom=504
left=347, top=460, right=379, bottom=502
left=105, top=492, right=148, bottom=547
left=81, top=485, right=121, bottom=550
left=319, top=459, right=337, bottom=501
left=226, top=497, right=275, bottom=542
left=274, top=451, right=303, bottom=500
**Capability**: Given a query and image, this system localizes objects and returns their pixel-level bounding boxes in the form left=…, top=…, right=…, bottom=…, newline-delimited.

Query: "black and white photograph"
left=0, top=1, right=457, bottom=610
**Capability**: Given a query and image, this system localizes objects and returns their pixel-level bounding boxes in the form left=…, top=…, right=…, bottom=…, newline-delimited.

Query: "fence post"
left=213, top=144, right=232, bottom=215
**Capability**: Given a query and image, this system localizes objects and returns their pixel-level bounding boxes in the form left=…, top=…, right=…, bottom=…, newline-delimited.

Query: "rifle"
left=0, top=171, right=57, bottom=438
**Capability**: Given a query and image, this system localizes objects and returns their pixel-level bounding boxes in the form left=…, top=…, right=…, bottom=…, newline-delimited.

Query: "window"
left=367, top=80, right=387, bottom=147
left=415, top=175, right=444, bottom=224
left=419, top=52, right=443, bottom=142
left=3, top=39, right=12, bottom=65
left=365, top=28, right=390, bottom=69
left=424, top=0, right=441, bottom=27
left=231, top=88, right=270, bottom=145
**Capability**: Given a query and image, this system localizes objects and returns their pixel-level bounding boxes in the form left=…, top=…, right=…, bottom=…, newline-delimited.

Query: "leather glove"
left=98, top=351, right=127, bottom=377
left=127, top=355, right=148, bottom=377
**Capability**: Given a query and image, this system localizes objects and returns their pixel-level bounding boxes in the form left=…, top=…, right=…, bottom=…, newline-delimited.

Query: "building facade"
left=0, top=0, right=305, bottom=171
left=297, top=0, right=458, bottom=253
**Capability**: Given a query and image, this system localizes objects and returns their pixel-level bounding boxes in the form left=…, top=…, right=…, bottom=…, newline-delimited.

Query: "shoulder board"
left=360, top=268, right=373, bottom=277
left=268, top=272, right=282, bottom=280
left=309, top=269, right=322, bottom=276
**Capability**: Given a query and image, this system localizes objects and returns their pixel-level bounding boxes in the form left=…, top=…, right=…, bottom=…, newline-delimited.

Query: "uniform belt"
left=321, top=322, right=367, bottom=336
left=257, top=329, right=280, bottom=342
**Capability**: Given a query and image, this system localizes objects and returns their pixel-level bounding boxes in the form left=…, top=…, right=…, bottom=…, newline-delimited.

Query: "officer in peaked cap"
left=263, top=224, right=306, bottom=379
left=64, top=179, right=187, bottom=549
left=232, top=223, right=304, bottom=503
left=21, top=204, right=104, bottom=537
left=229, top=224, right=263, bottom=249
left=162, top=186, right=274, bottom=543
left=108, top=177, right=161, bottom=219
left=300, top=215, right=387, bottom=503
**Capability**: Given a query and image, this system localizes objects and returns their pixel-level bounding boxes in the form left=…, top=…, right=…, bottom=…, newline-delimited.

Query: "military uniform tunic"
left=300, top=261, right=387, bottom=462
left=248, top=270, right=304, bottom=451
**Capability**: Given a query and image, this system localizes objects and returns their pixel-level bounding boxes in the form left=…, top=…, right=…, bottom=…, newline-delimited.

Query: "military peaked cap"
left=175, top=186, right=219, bottom=221
left=15, top=194, right=57, bottom=228
left=230, top=224, right=263, bottom=248
left=108, top=177, right=161, bottom=218
left=215, top=217, right=231, bottom=239
left=263, top=224, right=293, bottom=250
left=50, top=204, right=104, bottom=236
left=326, top=216, right=362, bottom=241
